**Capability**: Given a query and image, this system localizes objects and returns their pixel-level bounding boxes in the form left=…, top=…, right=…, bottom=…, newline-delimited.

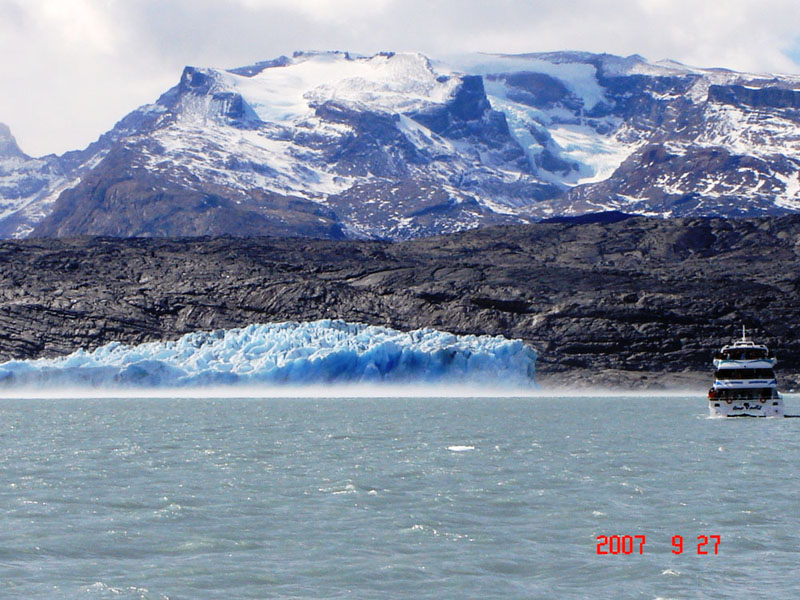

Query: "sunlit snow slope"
left=0, top=320, right=537, bottom=390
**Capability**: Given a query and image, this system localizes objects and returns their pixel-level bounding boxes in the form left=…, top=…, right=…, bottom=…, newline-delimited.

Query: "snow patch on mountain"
left=445, top=53, right=607, bottom=110
left=546, top=122, right=637, bottom=184
left=146, top=120, right=354, bottom=200
left=775, top=172, right=800, bottom=209
left=225, top=52, right=458, bottom=124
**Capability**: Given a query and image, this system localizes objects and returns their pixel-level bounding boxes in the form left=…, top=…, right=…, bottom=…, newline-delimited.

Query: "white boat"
left=708, top=327, right=784, bottom=417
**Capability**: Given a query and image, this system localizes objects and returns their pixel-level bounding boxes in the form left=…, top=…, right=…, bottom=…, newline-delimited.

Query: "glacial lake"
left=1, top=394, right=798, bottom=599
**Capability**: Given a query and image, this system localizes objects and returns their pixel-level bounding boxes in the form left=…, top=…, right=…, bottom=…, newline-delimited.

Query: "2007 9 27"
left=596, top=535, right=720, bottom=555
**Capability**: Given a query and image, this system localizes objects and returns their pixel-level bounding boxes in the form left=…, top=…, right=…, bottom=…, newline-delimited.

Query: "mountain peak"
left=0, top=123, right=27, bottom=159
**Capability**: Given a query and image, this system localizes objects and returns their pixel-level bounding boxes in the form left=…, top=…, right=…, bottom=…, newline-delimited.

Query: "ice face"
left=0, top=320, right=537, bottom=390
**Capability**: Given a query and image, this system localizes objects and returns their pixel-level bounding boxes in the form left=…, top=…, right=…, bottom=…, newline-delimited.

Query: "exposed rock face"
left=708, top=85, right=800, bottom=109
left=2, top=215, right=800, bottom=389
left=32, top=146, right=345, bottom=239
left=4, top=51, right=800, bottom=240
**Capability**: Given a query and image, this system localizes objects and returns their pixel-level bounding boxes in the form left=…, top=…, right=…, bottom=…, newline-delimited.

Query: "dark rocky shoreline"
left=2, top=215, right=799, bottom=390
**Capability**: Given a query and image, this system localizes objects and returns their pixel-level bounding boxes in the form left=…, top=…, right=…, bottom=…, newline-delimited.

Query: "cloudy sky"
left=2, top=0, right=800, bottom=157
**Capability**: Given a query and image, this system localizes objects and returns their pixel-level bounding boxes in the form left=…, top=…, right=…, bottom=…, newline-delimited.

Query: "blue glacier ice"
left=0, top=320, right=536, bottom=390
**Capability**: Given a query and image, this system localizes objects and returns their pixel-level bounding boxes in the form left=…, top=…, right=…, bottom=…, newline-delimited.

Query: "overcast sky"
left=2, top=0, right=800, bottom=157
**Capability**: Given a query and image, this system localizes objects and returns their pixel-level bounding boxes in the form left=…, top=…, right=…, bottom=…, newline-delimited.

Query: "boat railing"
left=708, top=387, right=780, bottom=400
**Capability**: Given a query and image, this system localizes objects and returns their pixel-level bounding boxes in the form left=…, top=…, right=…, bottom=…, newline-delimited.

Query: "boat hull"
left=708, top=398, right=784, bottom=418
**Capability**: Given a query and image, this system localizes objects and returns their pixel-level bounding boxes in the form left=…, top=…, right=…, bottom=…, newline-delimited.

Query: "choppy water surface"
left=2, top=395, right=799, bottom=599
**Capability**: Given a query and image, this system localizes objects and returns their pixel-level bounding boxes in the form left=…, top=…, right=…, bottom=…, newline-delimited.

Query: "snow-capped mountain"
left=0, top=105, right=169, bottom=238
left=4, top=50, right=800, bottom=239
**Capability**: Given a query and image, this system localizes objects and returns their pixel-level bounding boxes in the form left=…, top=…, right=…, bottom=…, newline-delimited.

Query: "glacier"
left=0, top=320, right=537, bottom=391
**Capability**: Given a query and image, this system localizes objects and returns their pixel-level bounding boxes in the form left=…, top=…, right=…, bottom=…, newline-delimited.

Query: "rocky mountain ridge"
left=3, top=51, right=800, bottom=240
left=1, top=215, right=799, bottom=389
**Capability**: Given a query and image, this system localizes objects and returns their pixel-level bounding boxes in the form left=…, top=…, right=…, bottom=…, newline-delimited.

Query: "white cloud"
left=236, top=0, right=393, bottom=21
left=1, top=0, right=799, bottom=156
left=31, top=0, right=117, bottom=52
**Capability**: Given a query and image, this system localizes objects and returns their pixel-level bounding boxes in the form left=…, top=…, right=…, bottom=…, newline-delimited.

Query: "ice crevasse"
left=0, top=320, right=537, bottom=389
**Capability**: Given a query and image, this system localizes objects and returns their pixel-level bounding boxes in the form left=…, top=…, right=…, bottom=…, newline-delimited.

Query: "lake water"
left=1, top=395, right=799, bottom=599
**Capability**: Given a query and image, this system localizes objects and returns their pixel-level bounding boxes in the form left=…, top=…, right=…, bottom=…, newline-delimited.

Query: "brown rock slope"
left=1, top=215, right=799, bottom=389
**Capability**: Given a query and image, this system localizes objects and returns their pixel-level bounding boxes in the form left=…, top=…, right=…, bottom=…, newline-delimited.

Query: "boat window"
left=717, top=348, right=769, bottom=361
left=714, top=369, right=775, bottom=380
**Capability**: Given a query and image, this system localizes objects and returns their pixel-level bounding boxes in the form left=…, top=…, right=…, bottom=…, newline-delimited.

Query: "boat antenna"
left=742, top=324, right=746, bottom=342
